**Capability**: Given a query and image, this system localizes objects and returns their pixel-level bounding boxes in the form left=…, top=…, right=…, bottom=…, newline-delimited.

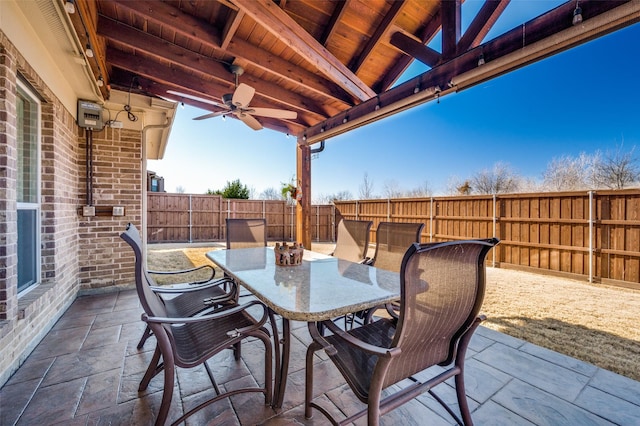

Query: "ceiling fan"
left=167, top=65, right=297, bottom=131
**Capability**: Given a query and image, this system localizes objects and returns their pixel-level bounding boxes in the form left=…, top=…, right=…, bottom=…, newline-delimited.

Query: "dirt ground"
left=147, top=243, right=640, bottom=382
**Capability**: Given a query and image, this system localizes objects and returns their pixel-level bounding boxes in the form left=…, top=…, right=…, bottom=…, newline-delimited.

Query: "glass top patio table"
left=206, top=247, right=401, bottom=321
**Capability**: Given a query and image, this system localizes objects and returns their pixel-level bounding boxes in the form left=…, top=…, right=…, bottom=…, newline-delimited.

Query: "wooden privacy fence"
left=147, top=193, right=336, bottom=243
left=335, top=189, right=640, bottom=289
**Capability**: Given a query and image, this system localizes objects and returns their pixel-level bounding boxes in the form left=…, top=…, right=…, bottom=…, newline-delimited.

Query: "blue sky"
left=148, top=1, right=640, bottom=201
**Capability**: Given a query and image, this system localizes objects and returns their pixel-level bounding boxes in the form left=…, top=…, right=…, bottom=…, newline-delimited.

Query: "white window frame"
left=16, top=79, right=41, bottom=296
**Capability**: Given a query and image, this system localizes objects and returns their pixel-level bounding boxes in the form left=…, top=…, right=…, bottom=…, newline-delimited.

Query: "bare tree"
left=259, top=187, right=284, bottom=200
left=542, top=153, right=595, bottom=191
left=175, top=185, right=186, bottom=194
left=382, top=179, right=403, bottom=198
left=457, top=181, right=472, bottom=195
left=315, top=190, right=354, bottom=204
left=406, top=180, right=433, bottom=197
left=358, top=172, right=375, bottom=199
left=445, top=175, right=468, bottom=195
left=471, top=162, right=521, bottom=195
left=592, top=145, right=639, bottom=189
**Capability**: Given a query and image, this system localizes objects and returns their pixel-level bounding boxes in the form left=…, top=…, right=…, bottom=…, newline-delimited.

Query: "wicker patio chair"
left=121, top=223, right=273, bottom=426
left=305, top=238, right=499, bottom=426
left=331, top=219, right=373, bottom=263
left=122, top=224, right=237, bottom=349
left=226, top=218, right=267, bottom=248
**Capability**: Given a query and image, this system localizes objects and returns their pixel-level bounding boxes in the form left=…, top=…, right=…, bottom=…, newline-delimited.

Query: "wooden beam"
left=441, top=0, right=462, bottom=60
left=351, top=0, right=407, bottom=73
left=231, top=0, right=377, bottom=102
left=390, top=32, right=441, bottom=68
left=296, top=143, right=312, bottom=248
left=221, top=9, right=244, bottom=50
left=457, top=0, right=510, bottom=53
left=380, top=13, right=442, bottom=91
left=303, top=0, right=640, bottom=143
left=321, top=0, right=351, bottom=46
left=98, top=16, right=329, bottom=121
left=110, top=0, right=354, bottom=107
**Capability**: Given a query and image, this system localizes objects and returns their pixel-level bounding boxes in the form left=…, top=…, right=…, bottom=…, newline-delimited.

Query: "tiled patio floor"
left=1, top=288, right=640, bottom=425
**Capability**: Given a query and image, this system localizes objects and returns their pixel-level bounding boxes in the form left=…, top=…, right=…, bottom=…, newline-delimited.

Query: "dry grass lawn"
left=148, top=245, right=640, bottom=382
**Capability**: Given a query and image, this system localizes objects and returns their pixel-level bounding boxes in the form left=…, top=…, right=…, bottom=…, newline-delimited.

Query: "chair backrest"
left=120, top=223, right=168, bottom=318
left=226, top=218, right=267, bottom=249
left=370, top=222, right=425, bottom=272
left=332, top=219, right=373, bottom=263
left=382, top=238, right=498, bottom=387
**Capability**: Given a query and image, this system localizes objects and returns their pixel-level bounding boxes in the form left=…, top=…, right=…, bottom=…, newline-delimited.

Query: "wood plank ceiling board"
left=67, top=0, right=639, bottom=139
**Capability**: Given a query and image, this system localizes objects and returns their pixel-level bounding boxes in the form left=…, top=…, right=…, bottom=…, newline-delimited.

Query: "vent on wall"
left=77, top=100, right=104, bottom=130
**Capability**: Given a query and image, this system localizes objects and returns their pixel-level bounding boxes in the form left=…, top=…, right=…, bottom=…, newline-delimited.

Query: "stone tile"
left=113, top=290, right=140, bottom=311
left=226, top=374, right=275, bottom=425
left=76, top=369, right=121, bottom=416
left=51, top=313, right=96, bottom=331
left=17, top=376, right=86, bottom=424
left=0, top=377, right=40, bottom=425
left=474, top=342, right=590, bottom=401
left=122, top=348, right=155, bottom=378
left=492, top=379, right=615, bottom=426
left=284, top=357, right=347, bottom=413
left=413, top=375, right=479, bottom=422
left=182, top=387, right=241, bottom=426
left=3, top=357, right=54, bottom=386
left=85, top=389, right=183, bottom=426
left=475, top=326, right=526, bottom=349
left=28, top=326, right=91, bottom=361
left=238, top=336, right=272, bottom=387
left=574, top=383, right=640, bottom=424
left=262, top=395, right=342, bottom=425
left=41, top=343, right=127, bottom=387
left=64, top=294, right=117, bottom=318
left=119, top=320, right=148, bottom=345
left=463, top=357, right=513, bottom=404
left=519, top=342, right=599, bottom=377
left=589, top=368, right=640, bottom=405
left=82, top=324, right=122, bottom=350
left=91, top=307, right=143, bottom=330
left=472, top=400, right=537, bottom=425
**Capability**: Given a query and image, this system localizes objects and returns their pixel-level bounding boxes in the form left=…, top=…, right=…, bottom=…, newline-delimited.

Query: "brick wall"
left=77, top=127, right=142, bottom=291
left=0, top=29, right=144, bottom=386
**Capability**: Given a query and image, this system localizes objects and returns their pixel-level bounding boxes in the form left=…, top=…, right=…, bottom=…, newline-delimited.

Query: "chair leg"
left=233, top=341, right=242, bottom=360
left=139, top=346, right=163, bottom=391
left=137, top=325, right=153, bottom=349
left=155, top=352, right=175, bottom=426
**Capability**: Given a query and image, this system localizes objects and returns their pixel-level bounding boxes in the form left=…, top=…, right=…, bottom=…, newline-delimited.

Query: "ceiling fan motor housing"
left=222, top=93, right=234, bottom=107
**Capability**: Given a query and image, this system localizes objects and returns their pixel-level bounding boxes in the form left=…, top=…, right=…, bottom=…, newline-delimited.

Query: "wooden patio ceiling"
left=72, top=0, right=639, bottom=143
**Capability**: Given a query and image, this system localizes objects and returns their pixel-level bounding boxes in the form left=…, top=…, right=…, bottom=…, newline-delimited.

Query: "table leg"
left=269, top=310, right=290, bottom=409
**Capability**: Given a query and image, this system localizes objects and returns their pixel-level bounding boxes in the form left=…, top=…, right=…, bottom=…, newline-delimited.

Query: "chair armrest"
left=148, top=264, right=216, bottom=285
left=307, top=322, right=338, bottom=356
left=320, top=319, right=400, bottom=358
left=149, top=277, right=235, bottom=294
left=142, top=299, right=269, bottom=330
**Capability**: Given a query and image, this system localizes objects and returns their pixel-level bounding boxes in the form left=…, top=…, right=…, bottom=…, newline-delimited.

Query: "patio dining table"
left=206, top=246, right=401, bottom=408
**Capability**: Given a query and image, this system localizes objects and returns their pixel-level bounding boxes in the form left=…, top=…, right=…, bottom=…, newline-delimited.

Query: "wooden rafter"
left=305, top=0, right=640, bottom=144
left=350, top=0, right=407, bottom=73
left=441, top=0, right=462, bottom=60
left=110, top=0, right=354, bottom=107
left=221, top=9, right=244, bottom=50
left=390, top=32, right=441, bottom=68
left=321, top=0, right=351, bottom=46
left=98, top=16, right=330, bottom=120
left=457, top=0, right=510, bottom=53
left=231, top=0, right=377, bottom=102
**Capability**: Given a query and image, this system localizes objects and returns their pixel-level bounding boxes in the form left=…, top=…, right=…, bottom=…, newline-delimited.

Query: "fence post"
left=355, top=200, right=359, bottom=220
left=315, top=205, right=319, bottom=242
left=492, top=194, right=497, bottom=267
left=188, top=194, right=192, bottom=243
left=429, top=197, right=434, bottom=242
left=589, top=190, right=594, bottom=283
left=387, top=198, right=390, bottom=220
left=332, top=204, right=336, bottom=242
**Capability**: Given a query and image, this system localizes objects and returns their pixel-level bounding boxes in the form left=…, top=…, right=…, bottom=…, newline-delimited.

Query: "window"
left=17, top=80, right=41, bottom=294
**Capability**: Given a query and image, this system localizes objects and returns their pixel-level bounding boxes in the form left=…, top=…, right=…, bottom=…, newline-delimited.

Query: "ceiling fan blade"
left=247, top=107, right=297, bottom=120
left=166, top=90, right=224, bottom=107
left=232, top=83, right=255, bottom=108
left=237, top=112, right=263, bottom=130
left=193, top=111, right=226, bottom=120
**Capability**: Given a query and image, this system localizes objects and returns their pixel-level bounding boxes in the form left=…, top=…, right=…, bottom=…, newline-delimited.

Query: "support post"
left=296, top=142, right=312, bottom=247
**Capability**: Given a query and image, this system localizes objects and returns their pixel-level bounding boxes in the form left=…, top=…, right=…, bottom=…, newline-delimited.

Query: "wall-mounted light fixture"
left=85, top=42, right=94, bottom=58
left=64, top=0, right=75, bottom=14
left=477, top=53, right=485, bottom=66
left=572, top=1, right=583, bottom=25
